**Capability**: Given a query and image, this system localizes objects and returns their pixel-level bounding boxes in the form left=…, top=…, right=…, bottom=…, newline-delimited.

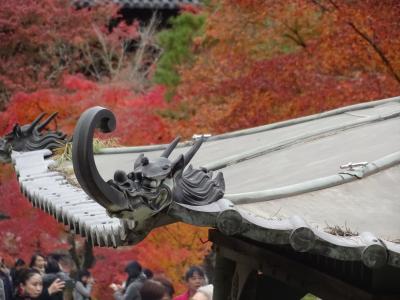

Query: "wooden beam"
left=213, top=252, right=236, bottom=300
left=209, top=230, right=400, bottom=300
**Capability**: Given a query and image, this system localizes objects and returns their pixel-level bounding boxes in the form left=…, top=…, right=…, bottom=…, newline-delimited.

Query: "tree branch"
left=348, top=21, right=400, bottom=84
left=309, top=0, right=330, bottom=12
left=311, top=0, right=400, bottom=85
left=82, top=240, right=95, bottom=270
left=67, top=233, right=81, bottom=269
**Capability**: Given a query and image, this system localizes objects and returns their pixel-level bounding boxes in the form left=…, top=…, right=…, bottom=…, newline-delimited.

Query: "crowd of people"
left=0, top=254, right=213, bottom=300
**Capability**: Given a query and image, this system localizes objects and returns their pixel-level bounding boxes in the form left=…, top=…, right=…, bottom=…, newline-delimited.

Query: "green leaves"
left=154, top=13, right=205, bottom=100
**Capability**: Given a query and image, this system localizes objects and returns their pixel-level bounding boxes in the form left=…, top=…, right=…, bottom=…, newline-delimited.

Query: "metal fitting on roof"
left=340, top=161, right=369, bottom=171
left=192, top=134, right=212, bottom=141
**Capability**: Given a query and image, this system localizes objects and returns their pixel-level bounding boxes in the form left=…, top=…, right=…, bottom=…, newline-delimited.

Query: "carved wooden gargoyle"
left=72, top=106, right=225, bottom=231
left=0, top=112, right=67, bottom=162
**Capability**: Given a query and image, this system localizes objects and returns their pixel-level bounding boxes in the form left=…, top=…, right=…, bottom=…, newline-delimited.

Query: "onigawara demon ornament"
left=72, top=106, right=225, bottom=232
left=0, top=112, right=67, bottom=162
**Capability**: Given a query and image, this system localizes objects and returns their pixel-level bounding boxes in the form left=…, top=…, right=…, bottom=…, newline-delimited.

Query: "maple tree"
left=169, top=0, right=400, bottom=136
left=2, top=0, right=400, bottom=298
left=0, top=0, right=121, bottom=109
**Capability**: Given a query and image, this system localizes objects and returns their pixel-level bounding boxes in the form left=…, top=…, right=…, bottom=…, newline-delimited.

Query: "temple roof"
left=74, top=0, right=200, bottom=9
left=10, top=96, right=400, bottom=269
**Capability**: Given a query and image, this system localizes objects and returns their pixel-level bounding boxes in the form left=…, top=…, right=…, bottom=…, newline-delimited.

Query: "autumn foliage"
left=0, top=179, right=69, bottom=264
left=0, top=1, right=121, bottom=108
left=0, top=75, right=172, bottom=145
left=171, top=0, right=400, bottom=136
left=1, top=0, right=400, bottom=298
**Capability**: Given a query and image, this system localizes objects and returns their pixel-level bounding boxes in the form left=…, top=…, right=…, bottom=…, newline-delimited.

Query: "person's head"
left=143, top=268, right=154, bottom=279
left=0, top=257, right=8, bottom=275
left=153, top=275, right=174, bottom=300
left=77, top=269, right=91, bottom=284
left=45, top=256, right=61, bottom=274
left=15, top=258, right=26, bottom=270
left=58, top=255, right=73, bottom=274
left=184, top=266, right=206, bottom=293
left=17, top=268, right=43, bottom=298
left=140, top=279, right=166, bottom=300
left=29, top=254, right=46, bottom=270
left=192, top=284, right=213, bottom=300
left=48, top=253, right=72, bottom=274
left=124, top=261, right=142, bottom=283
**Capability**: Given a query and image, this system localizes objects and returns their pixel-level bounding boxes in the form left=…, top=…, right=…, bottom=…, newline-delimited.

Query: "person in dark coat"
left=10, top=258, right=26, bottom=288
left=41, top=257, right=68, bottom=300
left=73, top=270, right=94, bottom=300
left=0, top=258, right=13, bottom=300
left=1, top=279, right=5, bottom=300
left=111, top=261, right=147, bottom=300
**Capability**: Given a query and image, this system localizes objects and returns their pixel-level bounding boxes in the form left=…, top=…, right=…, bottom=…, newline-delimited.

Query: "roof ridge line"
left=205, top=95, right=400, bottom=140
left=96, top=96, right=400, bottom=155
left=202, top=110, right=400, bottom=171
left=225, top=150, right=400, bottom=205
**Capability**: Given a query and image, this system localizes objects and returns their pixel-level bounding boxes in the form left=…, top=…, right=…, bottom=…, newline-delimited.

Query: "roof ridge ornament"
left=72, top=106, right=225, bottom=233
left=0, top=112, right=67, bottom=163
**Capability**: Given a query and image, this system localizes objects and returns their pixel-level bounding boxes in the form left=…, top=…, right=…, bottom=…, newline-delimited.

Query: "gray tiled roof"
left=74, top=0, right=200, bottom=9
left=10, top=96, right=400, bottom=268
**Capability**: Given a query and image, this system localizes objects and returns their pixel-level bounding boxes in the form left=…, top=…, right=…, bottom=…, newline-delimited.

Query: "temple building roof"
left=9, top=96, right=400, bottom=270
left=74, top=0, right=200, bottom=9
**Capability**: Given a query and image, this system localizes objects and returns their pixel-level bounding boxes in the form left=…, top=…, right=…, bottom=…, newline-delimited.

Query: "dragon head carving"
left=72, top=107, right=225, bottom=232
left=108, top=137, right=225, bottom=221
left=0, top=112, right=67, bottom=162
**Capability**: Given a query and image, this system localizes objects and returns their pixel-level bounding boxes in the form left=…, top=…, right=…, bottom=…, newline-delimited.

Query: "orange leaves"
left=87, top=224, right=210, bottom=298
left=137, top=223, right=211, bottom=294
left=170, top=0, right=400, bottom=137
left=90, top=247, right=141, bottom=299
left=2, top=1, right=400, bottom=298
left=310, top=0, right=400, bottom=79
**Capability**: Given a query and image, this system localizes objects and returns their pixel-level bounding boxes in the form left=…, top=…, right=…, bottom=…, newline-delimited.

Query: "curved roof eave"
left=8, top=95, right=400, bottom=270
